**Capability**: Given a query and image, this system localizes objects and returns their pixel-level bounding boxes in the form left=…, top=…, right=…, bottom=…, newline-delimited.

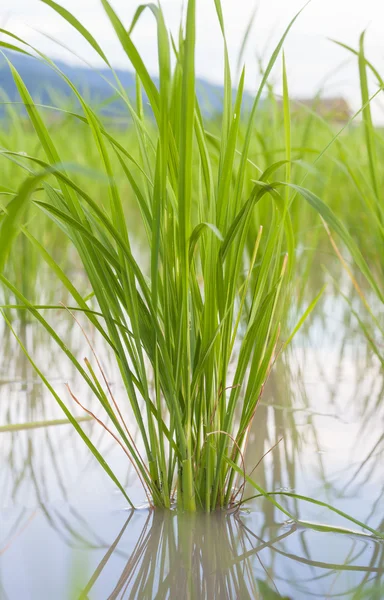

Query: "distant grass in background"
left=0, top=0, right=383, bottom=536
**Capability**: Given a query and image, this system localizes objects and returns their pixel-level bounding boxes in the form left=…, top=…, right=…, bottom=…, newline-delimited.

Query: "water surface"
left=1, top=284, right=383, bottom=599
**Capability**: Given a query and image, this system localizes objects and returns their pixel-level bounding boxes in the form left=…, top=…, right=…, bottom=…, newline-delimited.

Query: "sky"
left=2, top=0, right=384, bottom=120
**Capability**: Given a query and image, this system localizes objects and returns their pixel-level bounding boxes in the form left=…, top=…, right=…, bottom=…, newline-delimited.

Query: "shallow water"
left=1, top=287, right=383, bottom=599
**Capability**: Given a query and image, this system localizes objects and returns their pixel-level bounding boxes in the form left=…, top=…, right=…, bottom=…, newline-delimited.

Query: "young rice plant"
left=0, top=0, right=382, bottom=531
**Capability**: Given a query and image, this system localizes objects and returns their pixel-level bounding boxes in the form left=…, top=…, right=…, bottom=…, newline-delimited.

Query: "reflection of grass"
left=74, top=510, right=383, bottom=600
left=352, top=586, right=384, bottom=600
left=0, top=321, right=104, bottom=517
left=78, top=511, right=294, bottom=600
left=0, top=416, right=92, bottom=432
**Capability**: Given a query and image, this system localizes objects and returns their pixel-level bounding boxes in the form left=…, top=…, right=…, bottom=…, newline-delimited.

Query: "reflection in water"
left=243, top=284, right=384, bottom=536
left=81, top=510, right=384, bottom=600
left=0, top=320, right=101, bottom=504
left=79, top=510, right=283, bottom=600
left=1, top=276, right=384, bottom=598
left=1, top=504, right=383, bottom=599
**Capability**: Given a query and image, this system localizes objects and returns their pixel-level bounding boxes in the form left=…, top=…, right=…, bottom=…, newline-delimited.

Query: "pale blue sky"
left=2, top=0, right=384, bottom=119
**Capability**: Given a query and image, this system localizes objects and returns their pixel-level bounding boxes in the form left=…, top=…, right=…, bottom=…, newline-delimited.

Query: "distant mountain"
left=0, top=50, right=251, bottom=119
